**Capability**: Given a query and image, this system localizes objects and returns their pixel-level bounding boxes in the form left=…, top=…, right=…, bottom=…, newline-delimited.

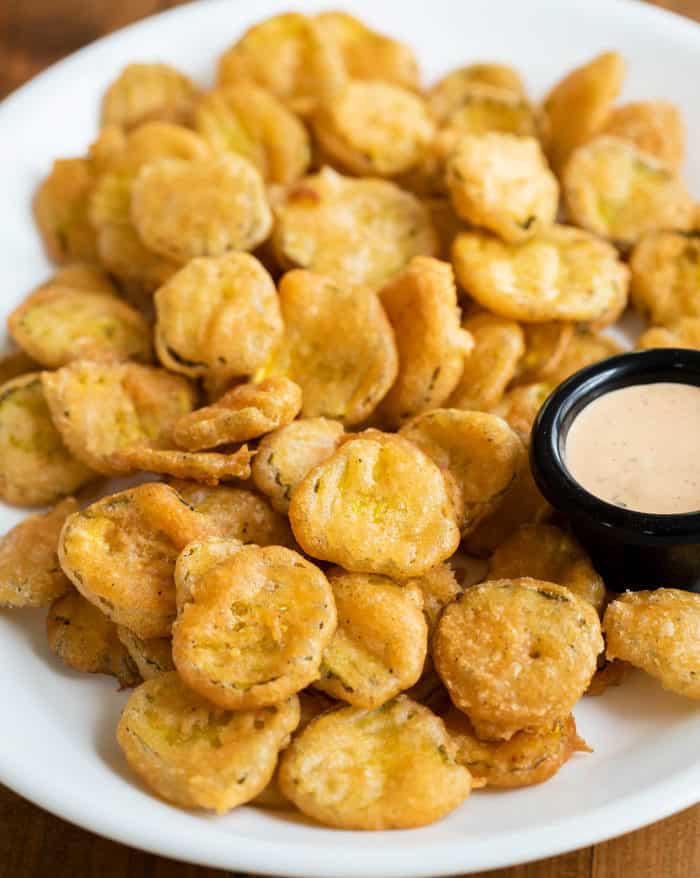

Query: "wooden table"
left=1, top=1, right=699, bottom=875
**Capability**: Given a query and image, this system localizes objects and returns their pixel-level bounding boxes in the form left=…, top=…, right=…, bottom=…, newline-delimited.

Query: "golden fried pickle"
left=437, top=85, right=538, bottom=139
left=514, top=322, right=574, bottom=385
left=600, top=100, right=685, bottom=171
left=111, top=444, right=252, bottom=484
left=490, top=382, right=551, bottom=445
left=92, top=122, right=211, bottom=181
left=33, top=158, right=98, bottom=264
left=173, top=537, right=245, bottom=612
left=545, top=328, right=622, bottom=387
left=429, top=65, right=526, bottom=122
left=407, top=563, right=462, bottom=636
left=638, top=317, right=700, bottom=351
left=95, top=223, right=178, bottom=296
left=41, top=263, right=119, bottom=296
left=116, top=627, right=174, bottom=680
left=629, top=231, right=700, bottom=326
left=101, top=63, right=198, bottom=130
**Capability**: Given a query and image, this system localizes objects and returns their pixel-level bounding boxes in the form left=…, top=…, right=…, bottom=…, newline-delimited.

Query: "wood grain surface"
left=1, top=1, right=699, bottom=876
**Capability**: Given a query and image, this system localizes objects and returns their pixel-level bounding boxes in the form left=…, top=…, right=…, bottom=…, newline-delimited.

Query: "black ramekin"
left=530, top=348, right=700, bottom=593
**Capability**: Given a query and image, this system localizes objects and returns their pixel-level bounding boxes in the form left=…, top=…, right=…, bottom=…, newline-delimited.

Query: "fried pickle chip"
left=444, top=708, right=589, bottom=788
left=564, top=136, right=694, bottom=248
left=289, top=430, right=460, bottom=578
left=33, top=158, right=98, bottom=264
left=629, top=231, right=700, bottom=325
left=434, top=578, right=602, bottom=739
left=400, top=409, right=523, bottom=535
left=447, top=313, right=524, bottom=412
left=117, top=672, right=299, bottom=813
left=170, top=482, right=293, bottom=547
left=252, top=418, right=345, bottom=514
left=116, top=629, right=173, bottom=683
left=451, top=225, right=629, bottom=322
left=272, top=167, right=437, bottom=288
left=586, top=659, right=631, bottom=696
left=446, top=134, right=559, bottom=243
left=514, top=322, right=574, bottom=385
left=37, top=263, right=119, bottom=297
left=47, top=590, right=140, bottom=687
left=429, top=65, right=526, bottom=122
left=603, top=589, right=700, bottom=699
left=0, top=374, right=95, bottom=507
left=96, top=222, right=179, bottom=296
left=261, top=270, right=397, bottom=425
left=111, top=445, right=252, bottom=484
left=600, top=100, right=685, bottom=171
left=489, top=524, right=606, bottom=613
left=0, top=350, right=40, bottom=389
left=407, top=563, right=462, bottom=636
left=59, top=484, right=217, bottom=638
left=0, top=497, right=77, bottom=608
left=131, top=155, right=272, bottom=262
left=542, top=51, right=625, bottom=174
left=378, top=257, right=472, bottom=426
left=173, top=536, right=245, bottom=611
left=437, top=85, right=538, bottom=139
left=313, top=80, right=434, bottom=177
left=638, top=317, right=700, bottom=351
left=194, top=83, right=312, bottom=185
left=93, top=121, right=211, bottom=181
left=101, top=63, right=198, bottom=130
left=545, top=328, right=622, bottom=387
left=278, top=695, right=472, bottom=829
left=8, top=286, right=152, bottom=368
left=490, top=382, right=551, bottom=446
left=314, top=570, right=427, bottom=707
left=42, top=361, right=196, bottom=476
left=172, top=545, right=337, bottom=709
left=154, top=252, right=282, bottom=381
left=173, top=378, right=301, bottom=451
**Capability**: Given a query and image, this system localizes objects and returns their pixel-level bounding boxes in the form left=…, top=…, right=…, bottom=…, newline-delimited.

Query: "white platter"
left=1, top=0, right=699, bottom=874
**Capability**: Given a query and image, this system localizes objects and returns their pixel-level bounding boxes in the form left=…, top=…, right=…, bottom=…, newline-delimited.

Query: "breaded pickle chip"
left=117, top=673, right=299, bottom=813
left=447, top=313, right=524, bottom=412
left=262, top=270, right=398, bottom=425
left=434, top=579, right=603, bottom=739
left=444, top=709, right=589, bottom=788
left=514, top=322, right=574, bottom=385
left=112, top=445, right=252, bottom=485
left=313, top=80, right=434, bottom=177
left=272, top=167, right=437, bottom=287
left=252, top=418, right=345, bottom=514
left=587, top=660, right=631, bottom=696
left=172, top=545, right=337, bottom=709
left=603, top=589, right=700, bottom=699
left=96, top=223, right=179, bottom=296
left=289, top=430, right=460, bottom=578
left=194, top=83, right=311, bottom=185
left=8, top=286, right=152, bottom=368
left=116, top=627, right=174, bottom=680
left=37, top=263, right=119, bottom=297
left=451, top=225, right=629, bottom=322
left=0, top=497, right=77, bottom=608
left=173, top=537, right=245, bottom=611
left=155, top=252, right=282, bottom=380
left=407, top=563, right=462, bottom=637
left=542, top=51, right=625, bottom=174
left=629, top=231, right=700, bottom=325
left=638, top=317, right=700, bottom=351
left=93, top=122, right=211, bottom=181
left=446, top=134, right=559, bottom=244
left=564, top=136, right=694, bottom=247
left=59, top=484, right=217, bottom=637
left=170, top=482, right=292, bottom=546
left=490, top=383, right=551, bottom=446
left=173, top=378, right=302, bottom=451
left=131, top=155, right=272, bottom=262
left=47, top=590, right=140, bottom=687
left=600, top=100, right=685, bottom=171
left=42, top=361, right=196, bottom=476
left=33, top=158, right=98, bottom=264
left=440, top=85, right=539, bottom=140
left=489, top=524, right=606, bottom=613
left=429, top=65, right=525, bottom=122
left=0, top=350, right=39, bottom=386
left=0, top=374, right=94, bottom=507
left=400, top=409, right=523, bottom=535
left=314, top=571, right=427, bottom=707
left=378, top=257, right=472, bottom=426
left=279, top=695, right=472, bottom=829
left=545, top=329, right=622, bottom=387
left=101, top=63, right=197, bottom=130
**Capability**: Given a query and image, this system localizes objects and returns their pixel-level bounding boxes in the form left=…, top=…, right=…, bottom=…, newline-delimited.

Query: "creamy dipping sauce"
left=564, top=382, right=700, bottom=514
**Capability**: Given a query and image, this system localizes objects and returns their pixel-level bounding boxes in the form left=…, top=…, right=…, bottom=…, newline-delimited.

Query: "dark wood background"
left=1, top=1, right=699, bottom=875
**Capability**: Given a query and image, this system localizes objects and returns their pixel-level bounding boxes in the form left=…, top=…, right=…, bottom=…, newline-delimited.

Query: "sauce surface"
left=565, top=382, right=700, bottom=514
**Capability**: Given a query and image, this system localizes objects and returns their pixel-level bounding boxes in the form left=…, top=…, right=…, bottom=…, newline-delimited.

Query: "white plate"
left=1, top=0, right=700, bottom=874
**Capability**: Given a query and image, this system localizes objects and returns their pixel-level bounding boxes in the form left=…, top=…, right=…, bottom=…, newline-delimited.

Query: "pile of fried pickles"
left=1, top=10, right=700, bottom=830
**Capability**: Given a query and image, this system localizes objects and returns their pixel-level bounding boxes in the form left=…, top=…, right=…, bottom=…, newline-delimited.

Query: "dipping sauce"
left=565, top=382, right=700, bottom=514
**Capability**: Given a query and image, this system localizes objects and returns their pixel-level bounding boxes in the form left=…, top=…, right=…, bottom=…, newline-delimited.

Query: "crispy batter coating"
left=110, top=444, right=252, bottom=485
left=638, top=317, right=700, bottom=351
left=490, top=382, right=551, bottom=446
left=629, top=231, right=700, bottom=326
left=446, top=134, right=559, bottom=243
left=600, top=100, right=685, bottom=171
left=434, top=579, right=603, bottom=739
left=314, top=570, right=427, bottom=707
left=377, top=257, right=472, bottom=426
left=173, top=537, right=245, bottom=612
left=33, top=158, right=98, bottom=264
left=47, top=590, right=140, bottom=686
left=96, top=222, right=179, bottom=296
left=452, top=225, right=629, bottom=322
left=603, top=589, right=700, bottom=699
left=444, top=709, right=590, bottom=788
left=545, top=329, right=622, bottom=387
left=407, top=563, right=462, bottom=637
left=117, top=673, right=299, bottom=813
left=92, top=121, right=210, bottom=181
left=278, top=695, right=472, bottom=829
left=42, top=361, right=196, bottom=476
left=272, top=167, right=437, bottom=287
left=429, top=65, right=526, bottom=122
left=116, top=627, right=174, bottom=680
left=172, top=545, right=337, bottom=709
left=289, top=430, right=460, bottom=578
left=437, top=85, right=538, bottom=139
left=0, top=373, right=94, bottom=507
left=252, top=418, right=345, bottom=514
left=400, top=409, right=523, bottom=535
left=58, top=484, right=217, bottom=638
left=0, top=497, right=77, bottom=608
left=101, top=63, right=197, bottom=130
left=42, top=263, right=119, bottom=297
left=514, top=322, right=574, bottom=385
